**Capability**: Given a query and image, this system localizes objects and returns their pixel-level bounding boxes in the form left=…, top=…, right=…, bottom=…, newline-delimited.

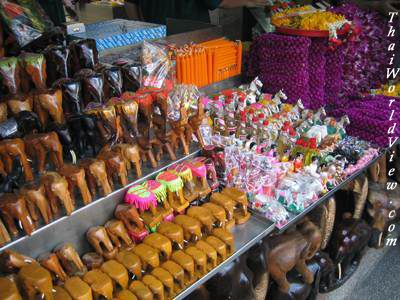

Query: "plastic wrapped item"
left=19, top=52, right=47, bottom=91
left=75, top=69, right=105, bottom=107
left=97, top=64, right=123, bottom=98
left=253, top=194, right=290, bottom=228
left=167, top=84, right=200, bottom=122
left=141, top=40, right=175, bottom=90
left=0, top=0, right=53, bottom=47
left=44, top=45, right=71, bottom=86
left=70, top=39, right=99, bottom=74
left=114, top=59, right=141, bottom=92
left=53, top=78, right=83, bottom=116
left=276, top=173, right=323, bottom=213
left=0, top=56, right=20, bottom=95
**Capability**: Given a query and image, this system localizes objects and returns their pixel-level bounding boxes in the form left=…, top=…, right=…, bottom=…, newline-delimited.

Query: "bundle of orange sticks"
left=176, top=38, right=242, bottom=87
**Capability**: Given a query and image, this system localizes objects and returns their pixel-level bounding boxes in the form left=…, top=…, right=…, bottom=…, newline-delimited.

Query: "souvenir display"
left=0, top=2, right=395, bottom=300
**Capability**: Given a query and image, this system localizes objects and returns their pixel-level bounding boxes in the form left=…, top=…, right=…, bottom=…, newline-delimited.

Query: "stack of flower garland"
left=331, top=94, right=400, bottom=147
left=248, top=3, right=390, bottom=108
left=248, top=33, right=311, bottom=105
left=330, top=3, right=390, bottom=98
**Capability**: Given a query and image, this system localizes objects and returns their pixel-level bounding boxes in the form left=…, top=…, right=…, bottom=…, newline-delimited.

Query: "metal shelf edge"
left=0, top=149, right=201, bottom=254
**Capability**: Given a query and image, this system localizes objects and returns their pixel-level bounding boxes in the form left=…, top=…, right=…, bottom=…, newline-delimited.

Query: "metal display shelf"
left=174, top=215, right=275, bottom=300
left=0, top=147, right=200, bottom=257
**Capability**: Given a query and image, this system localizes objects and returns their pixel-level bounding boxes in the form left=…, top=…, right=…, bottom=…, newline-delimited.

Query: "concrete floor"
left=325, top=231, right=400, bottom=300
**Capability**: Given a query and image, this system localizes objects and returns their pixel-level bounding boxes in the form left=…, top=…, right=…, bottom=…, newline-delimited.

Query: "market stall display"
left=0, top=1, right=398, bottom=300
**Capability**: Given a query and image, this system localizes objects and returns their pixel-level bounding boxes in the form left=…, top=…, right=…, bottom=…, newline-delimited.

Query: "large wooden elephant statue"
left=205, top=253, right=255, bottom=300
left=367, top=182, right=400, bottom=248
left=246, top=238, right=269, bottom=300
left=266, top=218, right=322, bottom=296
left=322, top=214, right=372, bottom=292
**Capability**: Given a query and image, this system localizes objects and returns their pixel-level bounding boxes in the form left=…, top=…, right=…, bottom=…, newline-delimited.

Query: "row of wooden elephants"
left=184, top=150, right=400, bottom=300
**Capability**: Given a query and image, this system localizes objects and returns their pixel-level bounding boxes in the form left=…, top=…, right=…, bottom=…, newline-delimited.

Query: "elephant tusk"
left=378, top=232, right=383, bottom=247
left=337, top=263, right=342, bottom=280
left=70, top=150, right=77, bottom=164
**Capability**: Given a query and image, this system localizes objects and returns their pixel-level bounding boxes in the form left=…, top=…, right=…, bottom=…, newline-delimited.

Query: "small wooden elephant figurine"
left=116, top=250, right=142, bottom=280
left=0, top=250, right=36, bottom=274
left=19, top=264, right=54, bottom=300
left=0, top=193, right=36, bottom=236
left=20, top=182, right=53, bottom=225
left=0, top=138, right=33, bottom=181
left=38, top=252, right=68, bottom=282
left=173, top=215, right=202, bottom=243
left=80, top=158, right=113, bottom=197
left=144, top=232, right=173, bottom=262
left=82, top=252, right=104, bottom=271
left=86, top=226, right=118, bottom=260
left=54, top=243, right=86, bottom=276
left=114, top=204, right=149, bottom=243
left=41, top=172, right=75, bottom=216
left=157, top=221, right=185, bottom=250
left=105, top=219, right=134, bottom=250
left=83, top=269, right=114, bottom=299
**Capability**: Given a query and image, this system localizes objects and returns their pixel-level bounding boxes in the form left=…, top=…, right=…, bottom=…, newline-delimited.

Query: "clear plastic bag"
left=0, top=0, right=53, bottom=47
left=166, top=84, right=200, bottom=122
left=141, top=40, right=175, bottom=90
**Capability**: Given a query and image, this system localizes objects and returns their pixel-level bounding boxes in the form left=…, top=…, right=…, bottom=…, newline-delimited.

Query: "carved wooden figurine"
left=83, top=269, right=114, bottom=299
left=129, top=280, right=153, bottom=300
left=221, top=187, right=251, bottom=224
left=0, top=193, right=35, bottom=236
left=64, top=276, right=92, bottom=300
left=174, top=215, right=203, bottom=243
left=267, top=218, right=322, bottom=294
left=20, top=182, right=53, bottom=224
left=144, top=233, right=173, bottom=262
left=87, top=226, right=118, bottom=260
left=37, top=252, right=68, bottom=282
left=132, top=244, right=160, bottom=272
left=41, top=172, right=75, bottom=216
left=156, top=171, right=189, bottom=214
left=0, top=250, right=36, bottom=273
left=36, top=89, right=64, bottom=126
left=168, top=163, right=198, bottom=203
left=80, top=158, right=113, bottom=197
left=135, top=93, right=158, bottom=168
left=115, top=204, right=149, bottom=243
left=59, top=164, right=92, bottom=206
left=125, top=183, right=162, bottom=232
left=54, top=243, right=86, bottom=276
left=24, top=132, right=64, bottom=172
left=113, top=143, right=142, bottom=179
left=157, top=221, right=185, bottom=250
left=116, top=250, right=142, bottom=280
left=19, top=264, right=53, bottom=300
left=0, top=138, right=33, bottom=181
left=82, top=252, right=104, bottom=271
left=210, top=193, right=235, bottom=231
left=105, top=219, right=134, bottom=250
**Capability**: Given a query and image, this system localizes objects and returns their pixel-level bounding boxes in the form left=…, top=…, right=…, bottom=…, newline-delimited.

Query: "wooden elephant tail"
left=254, top=271, right=269, bottom=300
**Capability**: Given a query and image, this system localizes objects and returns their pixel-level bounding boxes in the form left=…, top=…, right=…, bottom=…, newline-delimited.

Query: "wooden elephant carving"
left=206, top=253, right=255, bottom=300
left=324, top=214, right=372, bottom=292
left=267, top=218, right=322, bottom=294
